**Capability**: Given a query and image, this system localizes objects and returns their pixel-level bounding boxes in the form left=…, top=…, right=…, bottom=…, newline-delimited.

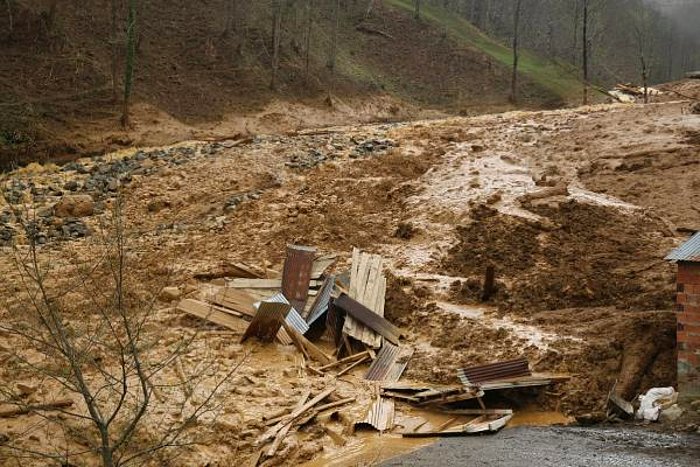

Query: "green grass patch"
left=386, top=0, right=582, bottom=101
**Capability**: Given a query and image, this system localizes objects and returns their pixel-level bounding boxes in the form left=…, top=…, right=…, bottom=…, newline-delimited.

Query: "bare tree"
left=0, top=193, right=242, bottom=466
left=632, top=7, right=653, bottom=103
left=510, top=0, right=523, bottom=103
left=582, top=0, right=589, bottom=105
left=121, top=0, right=136, bottom=127
left=270, top=0, right=283, bottom=90
left=5, top=0, right=12, bottom=34
left=305, top=0, right=313, bottom=85
left=110, top=0, right=119, bottom=102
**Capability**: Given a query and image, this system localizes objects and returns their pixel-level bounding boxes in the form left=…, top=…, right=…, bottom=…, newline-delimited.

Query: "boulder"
left=54, top=195, right=94, bottom=218
left=159, top=286, right=181, bottom=302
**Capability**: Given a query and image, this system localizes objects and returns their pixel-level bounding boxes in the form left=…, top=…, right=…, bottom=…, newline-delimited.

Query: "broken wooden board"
left=401, top=413, right=513, bottom=438
left=343, top=248, right=387, bottom=348
left=241, top=302, right=290, bottom=343
left=259, top=386, right=336, bottom=445
left=211, top=287, right=257, bottom=317
left=283, top=322, right=334, bottom=366
left=177, top=299, right=248, bottom=332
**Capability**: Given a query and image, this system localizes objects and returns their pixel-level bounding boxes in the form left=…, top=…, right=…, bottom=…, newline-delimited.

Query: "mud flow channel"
left=382, top=426, right=700, bottom=467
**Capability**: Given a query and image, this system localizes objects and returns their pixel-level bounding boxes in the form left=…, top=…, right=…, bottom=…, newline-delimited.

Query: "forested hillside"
left=1, top=0, right=698, bottom=167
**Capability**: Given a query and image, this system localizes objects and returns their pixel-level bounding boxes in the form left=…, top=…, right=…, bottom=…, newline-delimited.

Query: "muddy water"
left=303, top=405, right=574, bottom=467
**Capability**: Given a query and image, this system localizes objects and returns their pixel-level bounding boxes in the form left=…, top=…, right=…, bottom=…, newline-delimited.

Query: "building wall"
left=676, top=261, right=700, bottom=401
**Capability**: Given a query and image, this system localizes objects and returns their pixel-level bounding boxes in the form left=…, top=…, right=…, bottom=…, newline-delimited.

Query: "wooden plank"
left=336, top=354, right=370, bottom=377
left=177, top=299, right=247, bottom=332
left=227, top=278, right=323, bottom=289
left=259, top=386, right=336, bottom=445
left=265, top=390, right=311, bottom=457
left=317, top=351, right=368, bottom=371
left=212, top=288, right=257, bottom=317
left=283, top=322, right=333, bottom=366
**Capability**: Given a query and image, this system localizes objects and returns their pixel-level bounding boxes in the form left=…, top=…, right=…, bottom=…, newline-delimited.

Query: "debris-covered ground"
left=1, top=97, right=699, bottom=465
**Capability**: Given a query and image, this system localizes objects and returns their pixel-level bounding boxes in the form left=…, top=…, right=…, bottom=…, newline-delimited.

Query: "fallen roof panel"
left=457, top=357, right=531, bottom=386
left=306, top=275, right=335, bottom=326
left=365, top=343, right=414, bottom=382
left=354, top=396, right=395, bottom=432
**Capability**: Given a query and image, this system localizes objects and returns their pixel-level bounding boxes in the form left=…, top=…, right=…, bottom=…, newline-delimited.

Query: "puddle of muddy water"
left=303, top=403, right=573, bottom=466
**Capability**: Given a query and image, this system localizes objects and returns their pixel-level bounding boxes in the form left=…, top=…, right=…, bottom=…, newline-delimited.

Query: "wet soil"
left=1, top=100, right=699, bottom=465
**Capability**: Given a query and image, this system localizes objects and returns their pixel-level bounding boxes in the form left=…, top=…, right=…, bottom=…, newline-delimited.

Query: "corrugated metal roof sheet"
left=457, top=358, right=531, bottom=386
left=665, top=232, right=700, bottom=262
left=261, top=293, right=310, bottom=336
left=306, top=275, right=334, bottom=326
left=365, top=343, right=414, bottom=382
left=354, top=396, right=395, bottom=432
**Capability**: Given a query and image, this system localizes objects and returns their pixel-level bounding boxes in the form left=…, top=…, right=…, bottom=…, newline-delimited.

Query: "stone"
left=659, top=404, right=685, bottom=422
left=54, top=195, right=94, bottom=218
left=690, top=399, right=700, bottom=412
left=15, top=383, right=37, bottom=397
left=64, top=180, right=79, bottom=191
left=159, top=287, right=181, bottom=302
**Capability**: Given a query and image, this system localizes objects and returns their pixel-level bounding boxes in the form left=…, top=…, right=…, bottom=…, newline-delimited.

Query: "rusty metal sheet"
left=334, top=294, right=401, bottom=346
left=306, top=275, right=335, bottom=326
left=282, top=245, right=316, bottom=313
left=240, top=301, right=290, bottom=343
left=477, top=375, right=571, bottom=391
left=457, top=357, right=531, bottom=386
left=365, top=343, right=414, bottom=382
left=354, top=396, right=394, bottom=432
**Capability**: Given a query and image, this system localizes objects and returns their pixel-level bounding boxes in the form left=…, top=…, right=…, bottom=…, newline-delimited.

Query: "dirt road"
left=384, top=427, right=700, bottom=467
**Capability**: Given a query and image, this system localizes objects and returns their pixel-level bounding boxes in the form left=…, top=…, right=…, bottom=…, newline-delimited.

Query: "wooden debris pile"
left=173, top=245, right=571, bottom=460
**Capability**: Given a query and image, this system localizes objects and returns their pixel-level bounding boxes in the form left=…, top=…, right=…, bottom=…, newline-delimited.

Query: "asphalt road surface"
left=383, top=426, right=700, bottom=467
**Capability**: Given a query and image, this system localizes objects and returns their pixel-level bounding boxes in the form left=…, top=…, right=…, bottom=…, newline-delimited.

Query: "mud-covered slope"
left=0, top=0, right=575, bottom=169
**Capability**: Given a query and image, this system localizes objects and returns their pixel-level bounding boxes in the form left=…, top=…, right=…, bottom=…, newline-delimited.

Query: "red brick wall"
left=677, top=261, right=700, bottom=400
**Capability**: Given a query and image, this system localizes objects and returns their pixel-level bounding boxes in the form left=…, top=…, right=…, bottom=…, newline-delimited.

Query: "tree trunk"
left=327, top=0, right=340, bottom=97
left=414, top=0, right=421, bottom=20
left=582, top=0, right=589, bottom=105
left=5, top=0, right=12, bottom=33
left=110, top=0, right=118, bottom=102
left=121, top=0, right=137, bottom=128
left=510, top=0, right=522, bottom=104
left=270, top=0, right=282, bottom=90
left=305, top=0, right=312, bottom=85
